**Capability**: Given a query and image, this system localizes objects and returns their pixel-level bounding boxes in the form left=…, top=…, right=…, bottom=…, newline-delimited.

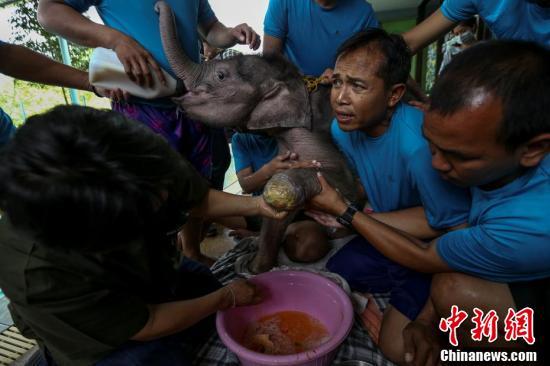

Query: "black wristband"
left=336, top=205, right=358, bottom=229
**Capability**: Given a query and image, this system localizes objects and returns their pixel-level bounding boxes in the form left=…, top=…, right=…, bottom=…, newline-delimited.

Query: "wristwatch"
left=336, top=205, right=358, bottom=229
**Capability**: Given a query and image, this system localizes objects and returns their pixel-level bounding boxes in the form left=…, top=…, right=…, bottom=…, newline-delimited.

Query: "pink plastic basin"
left=216, top=270, right=354, bottom=366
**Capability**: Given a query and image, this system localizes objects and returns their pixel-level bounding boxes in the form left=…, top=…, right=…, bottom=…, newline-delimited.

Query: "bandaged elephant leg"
left=250, top=212, right=297, bottom=273
left=263, top=169, right=322, bottom=211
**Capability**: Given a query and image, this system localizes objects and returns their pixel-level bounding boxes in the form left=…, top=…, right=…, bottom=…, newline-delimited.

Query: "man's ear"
left=519, top=133, right=550, bottom=168
left=387, top=83, right=406, bottom=108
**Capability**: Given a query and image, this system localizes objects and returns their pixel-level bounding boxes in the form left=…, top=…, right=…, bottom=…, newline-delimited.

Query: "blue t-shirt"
left=331, top=102, right=470, bottom=230
left=437, top=155, right=550, bottom=283
left=0, top=107, right=15, bottom=148
left=231, top=133, right=278, bottom=196
left=65, top=0, right=217, bottom=77
left=441, top=0, right=550, bottom=47
left=0, top=42, right=16, bottom=147
left=264, top=0, right=379, bottom=76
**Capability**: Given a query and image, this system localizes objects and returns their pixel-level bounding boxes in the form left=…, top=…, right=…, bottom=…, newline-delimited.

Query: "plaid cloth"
left=192, top=239, right=396, bottom=366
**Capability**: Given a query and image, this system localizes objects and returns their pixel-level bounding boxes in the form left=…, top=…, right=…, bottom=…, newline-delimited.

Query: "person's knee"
left=283, top=222, right=329, bottom=263
left=431, top=272, right=472, bottom=311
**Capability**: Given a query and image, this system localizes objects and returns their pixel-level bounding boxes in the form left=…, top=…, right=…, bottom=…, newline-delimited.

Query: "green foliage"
left=9, top=0, right=91, bottom=70
left=0, top=78, right=111, bottom=127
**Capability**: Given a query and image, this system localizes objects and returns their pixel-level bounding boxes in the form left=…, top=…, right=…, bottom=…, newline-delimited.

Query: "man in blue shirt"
left=307, top=28, right=470, bottom=359
left=263, top=0, right=379, bottom=76
left=404, top=0, right=550, bottom=54
left=38, top=0, right=261, bottom=265
left=310, top=40, right=549, bottom=364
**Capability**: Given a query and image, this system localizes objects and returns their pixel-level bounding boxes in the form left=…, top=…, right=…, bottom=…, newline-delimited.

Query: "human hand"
left=93, top=86, right=130, bottom=102
left=261, top=151, right=319, bottom=179
left=221, top=279, right=262, bottom=309
left=307, top=172, right=347, bottom=217
left=112, top=34, right=166, bottom=88
left=231, top=23, right=261, bottom=50
left=304, top=209, right=344, bottom=229
left=254, top=195, right=289, bottom=218
left=320, top=68, right=333, bottom=85
left=403, top=320, right=441, bottom=366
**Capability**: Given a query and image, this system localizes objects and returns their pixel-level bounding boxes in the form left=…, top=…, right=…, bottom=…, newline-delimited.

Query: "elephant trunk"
left=156, top=0, right=202, bottom=89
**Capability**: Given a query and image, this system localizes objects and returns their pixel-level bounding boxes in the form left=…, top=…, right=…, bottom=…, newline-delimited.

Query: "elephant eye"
left=216, top=71, right=225, bottom=81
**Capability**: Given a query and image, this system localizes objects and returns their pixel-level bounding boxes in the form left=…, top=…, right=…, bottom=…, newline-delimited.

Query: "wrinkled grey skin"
left=156, top=1, right=359, bottom=272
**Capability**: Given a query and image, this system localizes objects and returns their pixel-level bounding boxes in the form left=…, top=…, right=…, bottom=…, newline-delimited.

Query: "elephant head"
left=155, top=0, right=311, bottom=131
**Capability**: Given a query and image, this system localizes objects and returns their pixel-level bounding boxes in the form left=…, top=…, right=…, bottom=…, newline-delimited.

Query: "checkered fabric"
left=192, top=239, right=395, bottom=366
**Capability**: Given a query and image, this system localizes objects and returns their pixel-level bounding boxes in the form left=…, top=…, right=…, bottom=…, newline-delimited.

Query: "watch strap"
left=336, top=205, right=358, bottom=229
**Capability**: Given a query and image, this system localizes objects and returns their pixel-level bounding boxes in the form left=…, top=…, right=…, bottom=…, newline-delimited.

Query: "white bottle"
left=89, top=47, right=182, bottom=99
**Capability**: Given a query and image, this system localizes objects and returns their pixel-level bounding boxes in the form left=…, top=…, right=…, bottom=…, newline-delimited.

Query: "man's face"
left=330, top=48, right=391, bottom=135
left=423, top=92, right=523, bottom=189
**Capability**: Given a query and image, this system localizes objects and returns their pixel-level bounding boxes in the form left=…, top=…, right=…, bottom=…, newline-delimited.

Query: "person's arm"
left=371, top=207, right=445, bottom=240
left=262, top=34, right=284, bottom=56
left=402, top=298, right=441, bottom=366
left=0, top=42, right=125, bottom=99
left=132, top=279, right=260, bottom=341
left=190, top=188, right=287, bottom=220
left=38, top=0, right=165, bottom=87
left=199, top=19, right=261, bottom=51
left=310, top=173, right=450, bottom=273
left=403, top=9, right=456, bottom=54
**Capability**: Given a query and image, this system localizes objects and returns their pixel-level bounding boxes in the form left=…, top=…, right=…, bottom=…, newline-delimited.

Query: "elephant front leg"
left=262, top=168, right=321, bottom=211
left=250, top=212, right=296, bottom=274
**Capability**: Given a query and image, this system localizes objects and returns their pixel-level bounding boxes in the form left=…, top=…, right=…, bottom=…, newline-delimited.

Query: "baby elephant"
left=156, top=1, right=360, bottom=272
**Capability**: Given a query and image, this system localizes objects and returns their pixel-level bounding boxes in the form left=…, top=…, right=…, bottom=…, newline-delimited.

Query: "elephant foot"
left=263, top=174, right=305, bottom=211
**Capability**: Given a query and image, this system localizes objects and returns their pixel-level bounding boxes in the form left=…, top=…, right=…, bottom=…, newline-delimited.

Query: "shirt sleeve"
left=63, top=0, right=99, bottom=13
left=264, top=0, right=288, bottom=40
left=363, top=2, right=380, bottom=29
left=440, top=0, right=479, bottom=22
left=231, top=134, right=253, bottom=173
left=408, top=147, right=471, bottom=230
left=198, top=0, right=218, bottom=27
left=436, top=226, right=515, bottom=281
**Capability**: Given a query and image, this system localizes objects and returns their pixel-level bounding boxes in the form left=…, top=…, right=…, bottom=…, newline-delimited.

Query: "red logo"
left=471, top=308, right=499, bottom=343
left=439, top=305, right=469, bottom=346
left=439, top=306, right=535, bottom=346
left=504, top=307, right=535, bottom=345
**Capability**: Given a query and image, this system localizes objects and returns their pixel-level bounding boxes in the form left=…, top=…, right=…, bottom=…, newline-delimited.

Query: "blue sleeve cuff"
left=231, top=135, right=251, bottom=173
left=263, top=0, right=286, bottom=40
left=63, top=0, right=97, bottom=13
left=440, top=0, right=477, bottom=22
left=198, top=0, right=218, bottom=26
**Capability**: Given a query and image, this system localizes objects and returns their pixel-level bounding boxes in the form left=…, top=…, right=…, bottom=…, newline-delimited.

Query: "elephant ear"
left=245, top=81, right=312, bottom=131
